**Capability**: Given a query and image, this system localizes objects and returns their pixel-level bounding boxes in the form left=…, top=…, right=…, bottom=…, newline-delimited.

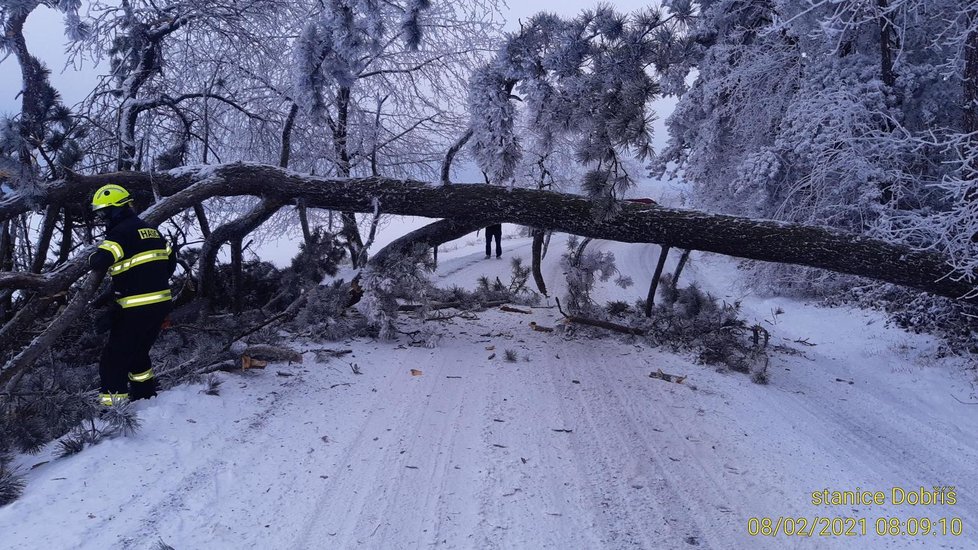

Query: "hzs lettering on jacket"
left=138, top=228, right=160, bottom=240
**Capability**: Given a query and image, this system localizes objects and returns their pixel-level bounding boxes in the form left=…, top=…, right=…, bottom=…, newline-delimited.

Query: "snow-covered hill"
left=1, top=228, right=976, bottom=549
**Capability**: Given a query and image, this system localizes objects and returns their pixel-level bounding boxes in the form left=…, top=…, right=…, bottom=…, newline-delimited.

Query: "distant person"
left=88, top=184, right=175, bottom=406
left=485, top=223, right=502, bottom=259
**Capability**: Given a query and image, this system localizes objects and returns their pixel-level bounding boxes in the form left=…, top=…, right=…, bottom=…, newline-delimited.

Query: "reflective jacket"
left=89, top=210, right=175, bottom=308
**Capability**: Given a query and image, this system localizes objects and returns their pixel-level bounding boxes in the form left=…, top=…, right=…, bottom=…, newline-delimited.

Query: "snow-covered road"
left=2, top=234, right=976, bottom=550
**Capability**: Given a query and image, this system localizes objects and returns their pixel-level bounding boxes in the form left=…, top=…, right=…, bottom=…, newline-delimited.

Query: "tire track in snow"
left=292, top=350, right=484, bottom=549
left=541, top=342, right=709, bottom=549
left=600, top=359, right=742, bottom=549
left=291, top=369, right=424, bottom=547
left=472, top=355, right=601, bottom=550
left=434, top=240, right=534, bottom=283
left=109, top=375, right=309, bottom=547
left=758, top=381, right=978, bottom=549
left=353, top=366, right=477, bottom=547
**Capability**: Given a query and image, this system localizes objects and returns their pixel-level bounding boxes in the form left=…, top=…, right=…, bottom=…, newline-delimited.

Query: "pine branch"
left=555, top=297, right=645, bottom=336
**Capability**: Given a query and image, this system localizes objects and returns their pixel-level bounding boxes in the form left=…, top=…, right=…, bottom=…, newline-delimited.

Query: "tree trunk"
left=334, top=86, right=365, bottom=264
left=964, top=8, right=978, bottom=205
left=878, top=0, right=896, bottom=90
left=8, top=10, right=48, bottom=177
left=341, top=212, right=364, bottom=266
left=441, top=129, right=473, bottom=185
left=280, top=102, right=300, bottom=169
left=0, top=221, right=11, bottom=273
left=2, top=9, right=38, bottom=321
left=231, top=238, right=243, bottom=315
left=877, top=0, right=899, bottom=204
left=0, top=221, right=12, bottom=321
left=645, top=245, right=670, bottom=317
left=531, top=228, right=548, bottom=295
left=30, top=205, right=59, bottom=273
left=194, top=204, right=211, bottom=239
left=197, top=197, right=283, bottom=314
left=672, top=248, right=691, bottom=288
left=280, top=102, right=314, bottom=248
left=1, top=163, right=975, bottom=303
left=572, top=237, right=592, bottom=267
left=57, top=210, right=74, bottom=266
left=5, top=163, right=978, bottom=386
left=298, top=201, right=313, bottom=246
left=541, top=230, right=552, bottom=259
left=369, top=218, right=484, bottom=270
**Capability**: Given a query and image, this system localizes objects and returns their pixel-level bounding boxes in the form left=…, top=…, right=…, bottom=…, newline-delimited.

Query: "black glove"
left=91, top=287, right=115, bottom=309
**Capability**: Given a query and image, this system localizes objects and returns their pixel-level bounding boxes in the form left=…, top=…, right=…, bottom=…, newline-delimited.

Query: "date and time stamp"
left=747, top=486, right=963, bottom=538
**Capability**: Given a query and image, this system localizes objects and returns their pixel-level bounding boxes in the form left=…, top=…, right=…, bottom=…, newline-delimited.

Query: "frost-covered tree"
left=463, top=4, right=693, bottom=294
left=291, top=0, right=502, bottom=265
left=74, top=0, right=283, bottom=172
left=0, top=0, right=88, bottom=180
left=467, top=4, right=695, bottom=215
left=0, top=0, right=92, bottom=322
left=560, top=236, right=632, bottom=315
left=0, top=0, right=509, bottom=368
left=654, top=0, right=978, bottom=295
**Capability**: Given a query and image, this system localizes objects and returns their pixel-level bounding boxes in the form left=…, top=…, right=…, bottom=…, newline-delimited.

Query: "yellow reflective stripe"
left=129, top=369, right=154, bottom=382
left=116, top=289, right=172, bottom=309
left=98, top=241, right=124, bottom=262
left=99, top=393, right=129, bottom=406
left=108, top=248, right=171, bottom=275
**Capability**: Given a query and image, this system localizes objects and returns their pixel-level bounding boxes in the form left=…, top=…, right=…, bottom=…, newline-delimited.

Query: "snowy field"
left=1, top=226, right=976, bottom=549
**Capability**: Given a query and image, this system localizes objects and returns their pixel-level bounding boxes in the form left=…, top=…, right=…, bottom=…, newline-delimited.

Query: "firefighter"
left=88, top=184, right=175, bottom=406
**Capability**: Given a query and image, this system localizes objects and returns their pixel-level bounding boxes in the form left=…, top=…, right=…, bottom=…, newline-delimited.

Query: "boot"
left=130, top=378, right=158, bottom=401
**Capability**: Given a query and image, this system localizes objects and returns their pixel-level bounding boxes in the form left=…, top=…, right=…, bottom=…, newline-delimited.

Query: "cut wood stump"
left=241, top=355, right=268, bottom=370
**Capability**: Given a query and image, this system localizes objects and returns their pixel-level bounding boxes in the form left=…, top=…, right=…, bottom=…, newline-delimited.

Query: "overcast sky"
left=0, top=0, right=673, bottom=150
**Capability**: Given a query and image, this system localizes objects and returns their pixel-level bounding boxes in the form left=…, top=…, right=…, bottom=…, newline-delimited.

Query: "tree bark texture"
left=645, top=245, right=670, bottom=317
left=1, top=271, right=103, bottom=391
left=30, top=205, right=59, bottom=273
left=231, top=238, right=244, bottom=315
left=963, top=8, right=978, bottom=204
left=672, top=249, right=691, bottom=288
left=57, top=211, right=74, bottom=266
left=531, top=228, right=548, bottom=296
left=0, top=162, right=974, bottom=302
left=197, top=196, right=284, bottom=312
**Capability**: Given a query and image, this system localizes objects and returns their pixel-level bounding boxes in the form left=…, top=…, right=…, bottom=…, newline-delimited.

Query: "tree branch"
left=441, top=129, right=473, bottom=185
left=0, top=162, right=973, bottom=302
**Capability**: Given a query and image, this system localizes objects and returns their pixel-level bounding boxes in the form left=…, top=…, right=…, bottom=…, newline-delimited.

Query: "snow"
left=2, top=178, right=977, bottom=549
left=2, top=230, right=977, bottom=549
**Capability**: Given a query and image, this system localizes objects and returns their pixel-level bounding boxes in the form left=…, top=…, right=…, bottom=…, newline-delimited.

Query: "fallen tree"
left=2, top=162, right=973, bottom=300
left=1, top=161, right=976, bottom=387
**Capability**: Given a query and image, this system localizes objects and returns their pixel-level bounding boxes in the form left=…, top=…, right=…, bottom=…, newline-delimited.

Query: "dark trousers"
left=100, top=301, right=170, bottom=399
left=485, top=224, right=502, bottom=258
